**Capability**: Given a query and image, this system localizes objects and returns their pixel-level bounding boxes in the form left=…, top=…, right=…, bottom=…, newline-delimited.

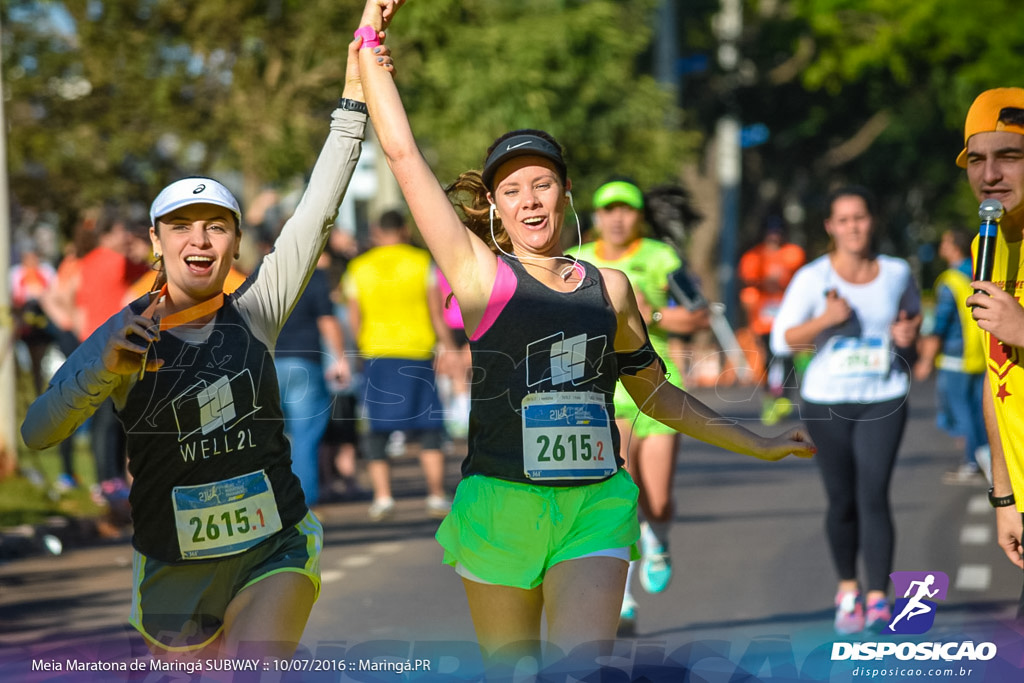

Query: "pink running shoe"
left=834, top=590, right=864, bottom=635
left=866, top=597, right=892, bottom=632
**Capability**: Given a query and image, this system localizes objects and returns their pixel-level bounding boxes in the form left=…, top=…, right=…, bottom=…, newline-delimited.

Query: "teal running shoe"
left=639, top=523, right=672, bottom=594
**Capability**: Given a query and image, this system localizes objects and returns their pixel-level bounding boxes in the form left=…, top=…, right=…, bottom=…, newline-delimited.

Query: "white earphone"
left=488, top=188, right=584, bottom=292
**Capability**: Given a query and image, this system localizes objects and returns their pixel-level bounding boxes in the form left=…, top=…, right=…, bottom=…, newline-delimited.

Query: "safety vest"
left=934, top=268, right=986, bottom=374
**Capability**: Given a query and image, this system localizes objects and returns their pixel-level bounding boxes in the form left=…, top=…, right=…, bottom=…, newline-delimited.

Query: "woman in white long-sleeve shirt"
left=771, top=185, right=921, bottom=636
left=20, top=9, right=401, bottom=658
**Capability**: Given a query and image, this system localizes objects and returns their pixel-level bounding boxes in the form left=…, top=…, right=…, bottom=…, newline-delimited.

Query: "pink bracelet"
left=354, top=25, right=381, bottom=49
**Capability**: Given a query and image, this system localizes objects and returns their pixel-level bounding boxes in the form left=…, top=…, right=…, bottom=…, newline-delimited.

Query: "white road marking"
left=340, top=555, right=375, bottom=568
left=370, top=542, right=403, bottom=555
left=958, top=496, right=997, bottom=594
left=967, top=495, right=990, bottom=515
left=960, top=524, right=992, bottom=545
left=955, top=565, right=991, bottom=592
left=321, top=570, right=345, bottom=583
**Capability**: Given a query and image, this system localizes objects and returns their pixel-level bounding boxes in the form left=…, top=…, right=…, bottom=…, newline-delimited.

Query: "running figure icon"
left=888, top=574, right=940, bottom=631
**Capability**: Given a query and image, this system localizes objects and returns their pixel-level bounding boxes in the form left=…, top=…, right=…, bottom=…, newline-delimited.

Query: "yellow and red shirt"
left=975, top=233, right=1024, bottom=511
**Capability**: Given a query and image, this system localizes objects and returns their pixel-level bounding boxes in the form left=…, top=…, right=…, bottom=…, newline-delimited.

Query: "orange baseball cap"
left=956, top=87, right=1024, bottom=168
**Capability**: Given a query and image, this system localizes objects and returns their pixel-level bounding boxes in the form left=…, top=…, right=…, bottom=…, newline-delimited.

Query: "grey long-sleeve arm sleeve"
left=21, top=109, right=367, bottom=451
left=21, top=315, right=127, bottom=450
left=237, top=108, right=366, bottom=346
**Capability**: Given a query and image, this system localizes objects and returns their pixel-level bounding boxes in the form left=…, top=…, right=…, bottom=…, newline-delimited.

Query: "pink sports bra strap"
left=469, top=258, right=517, bottom=341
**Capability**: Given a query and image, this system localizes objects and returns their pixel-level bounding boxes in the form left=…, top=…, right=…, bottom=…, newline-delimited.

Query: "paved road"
left=2, top=378, right=1022, bottom=681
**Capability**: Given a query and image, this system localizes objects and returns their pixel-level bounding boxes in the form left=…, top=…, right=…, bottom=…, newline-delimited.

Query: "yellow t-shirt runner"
left=343, top=243, right=436, bottom=360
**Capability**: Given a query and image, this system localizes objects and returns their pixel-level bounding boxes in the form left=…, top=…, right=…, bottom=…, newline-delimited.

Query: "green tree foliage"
left=10, top=0, right=1018, bottom=264
left=3, top=0, right=693, bottom=234
left=387, top=0, right=695, bottom=196
left=797, top=0, right=1020, bottom=99
left=3, top=0, right=371, bottom=227
left=728, top=0, right=1024, bottom=256
left=797, top=0, right=1023, bottom=235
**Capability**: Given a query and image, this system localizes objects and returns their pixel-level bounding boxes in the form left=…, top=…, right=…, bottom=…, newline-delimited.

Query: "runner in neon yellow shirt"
left=577, top=177, right=709, bottom=633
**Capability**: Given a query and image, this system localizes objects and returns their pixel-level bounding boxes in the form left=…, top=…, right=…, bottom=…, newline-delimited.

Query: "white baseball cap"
left=149, top=177, right=242, bottom=226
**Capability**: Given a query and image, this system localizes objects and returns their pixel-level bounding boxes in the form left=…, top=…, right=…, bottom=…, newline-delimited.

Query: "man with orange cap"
left=962, top=87, right=1024, bottom=620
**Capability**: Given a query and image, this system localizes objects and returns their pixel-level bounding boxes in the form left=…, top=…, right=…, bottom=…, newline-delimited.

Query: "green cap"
left=593, top=180, right=644, bottom=210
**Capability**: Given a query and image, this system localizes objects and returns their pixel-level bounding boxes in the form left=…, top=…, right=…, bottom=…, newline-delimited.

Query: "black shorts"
left=323, top=393, right=359, bottom=446
left=130, top=512, right=323, bottom=651
left=362, top=428, right=445, bottom=461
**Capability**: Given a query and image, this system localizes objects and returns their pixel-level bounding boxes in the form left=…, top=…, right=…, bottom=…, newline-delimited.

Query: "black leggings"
left=803, top=397, right=908, bottom=592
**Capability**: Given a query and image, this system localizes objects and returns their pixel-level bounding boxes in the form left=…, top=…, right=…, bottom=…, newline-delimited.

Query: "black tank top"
left=119, top=298, right=306, bottom=562
left=464, top=256, right=623, bottom=485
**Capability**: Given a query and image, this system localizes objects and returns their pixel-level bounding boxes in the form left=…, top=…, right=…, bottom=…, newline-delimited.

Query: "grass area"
left=1, top=439, right=105, bottom=527
left=1, top=364, right=106, bottom=527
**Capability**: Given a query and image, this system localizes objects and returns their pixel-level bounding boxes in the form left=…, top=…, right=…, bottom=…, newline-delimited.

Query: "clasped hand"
left=102, top=309, right=163, bottom=377
left=360, top=0, right=406, bottom=32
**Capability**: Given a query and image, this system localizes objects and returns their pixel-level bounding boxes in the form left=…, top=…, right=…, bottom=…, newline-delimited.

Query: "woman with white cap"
left=22, top=1, right=402, bottom=659
left=355, top=0, right=814, bottom=670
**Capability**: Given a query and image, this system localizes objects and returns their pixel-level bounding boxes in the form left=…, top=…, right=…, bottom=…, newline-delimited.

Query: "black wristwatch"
left=988, top=487, right=1017, bottom=508
left=338, top=98, right=368, bottom=115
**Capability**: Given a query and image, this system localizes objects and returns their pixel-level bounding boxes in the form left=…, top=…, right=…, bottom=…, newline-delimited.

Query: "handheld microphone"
left=973, top=198, right=1003, bottom=294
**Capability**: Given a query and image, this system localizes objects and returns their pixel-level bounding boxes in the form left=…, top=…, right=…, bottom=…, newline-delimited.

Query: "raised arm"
left=604, top=267, right=815, bottom=461
left=356, top=0, right=497, bottom=317
left=238, top=37, right=370, bottom=339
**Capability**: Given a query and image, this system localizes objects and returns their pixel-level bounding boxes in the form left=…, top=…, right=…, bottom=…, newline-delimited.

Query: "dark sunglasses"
left=998, top=107, right=1024, bottom=127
